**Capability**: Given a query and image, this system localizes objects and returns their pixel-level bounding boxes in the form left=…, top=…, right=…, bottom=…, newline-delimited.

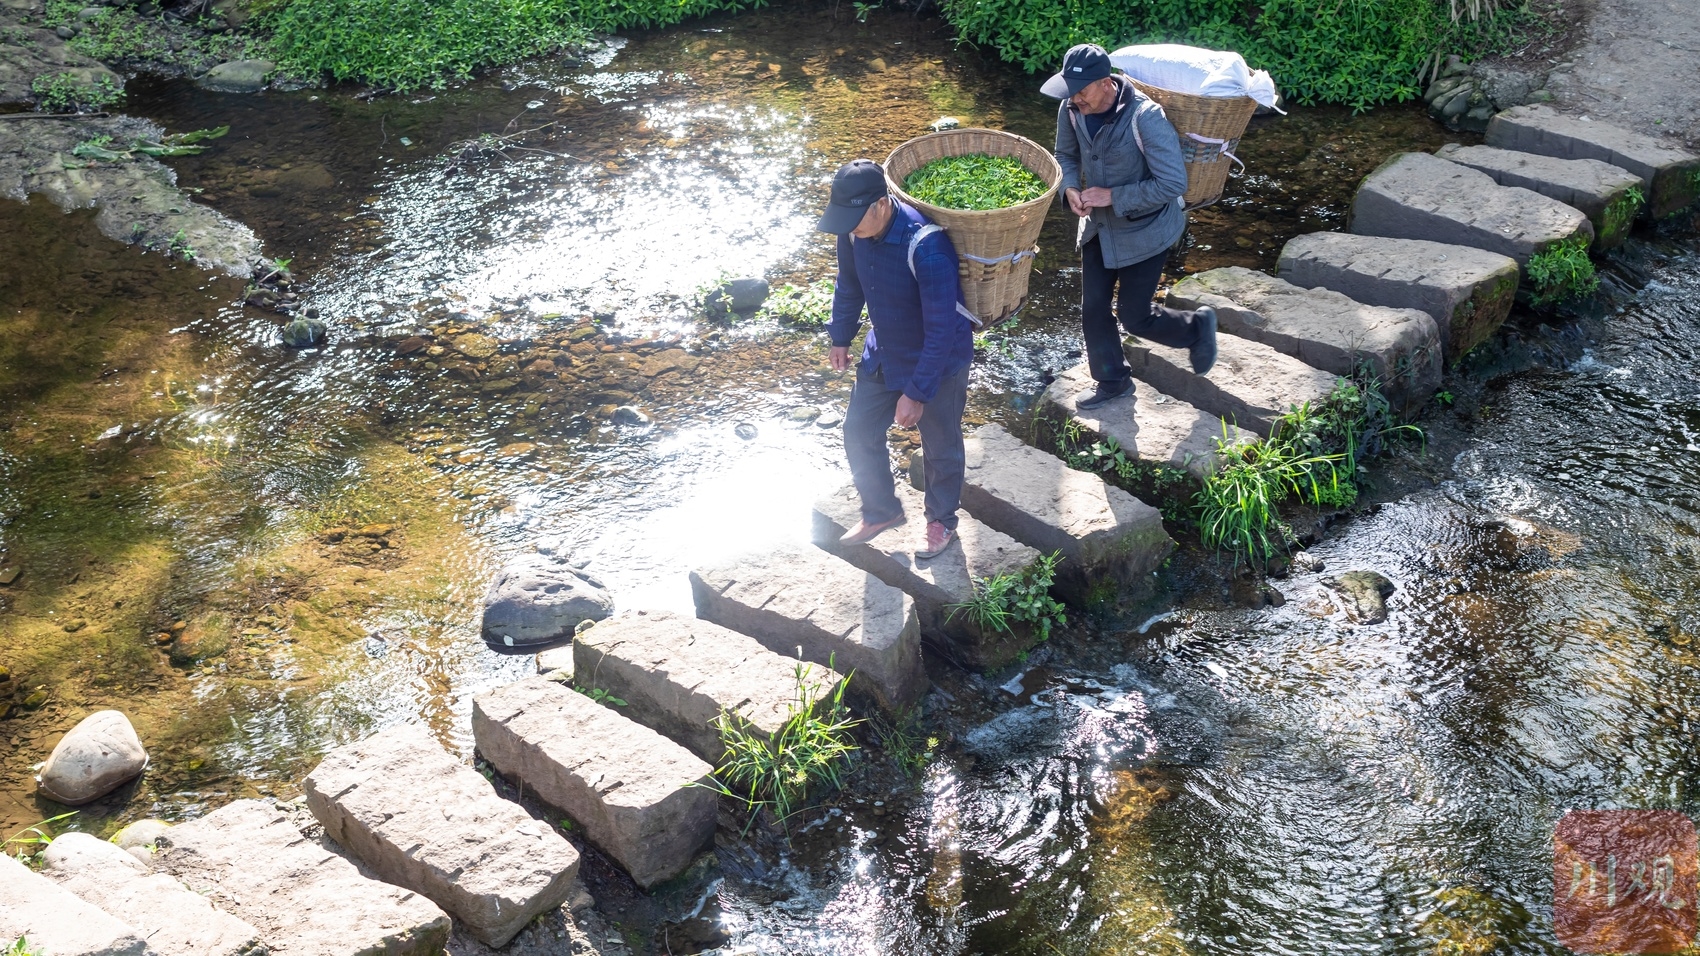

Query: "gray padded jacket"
left=1054, top=75, right=1189, bottom=269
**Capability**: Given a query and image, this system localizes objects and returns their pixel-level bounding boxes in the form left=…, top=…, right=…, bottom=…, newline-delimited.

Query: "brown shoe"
left=916, top=520, right=957, bottom=560
left=840, top=513, right=906, bottom=544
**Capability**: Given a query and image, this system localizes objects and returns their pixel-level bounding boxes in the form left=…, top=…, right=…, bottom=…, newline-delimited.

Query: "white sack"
left=1109, top=43, right=1284, bottom=111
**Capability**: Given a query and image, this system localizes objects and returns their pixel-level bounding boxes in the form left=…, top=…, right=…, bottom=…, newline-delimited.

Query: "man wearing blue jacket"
left=1046, top=43, right=1218, bottom=410
left=818, top=159, right=974, bottom=560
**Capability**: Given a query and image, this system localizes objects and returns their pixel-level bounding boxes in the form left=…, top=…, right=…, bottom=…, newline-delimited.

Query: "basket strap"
left=908, top=224, right=983, bottom=328
left=1184, top=132, right=1246, bottom=176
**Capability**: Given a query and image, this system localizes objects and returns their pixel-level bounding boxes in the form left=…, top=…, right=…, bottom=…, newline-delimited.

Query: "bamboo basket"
left=1128, top=78, right=1258, bottom=210
left=884, top=128, right=1061, bottom=325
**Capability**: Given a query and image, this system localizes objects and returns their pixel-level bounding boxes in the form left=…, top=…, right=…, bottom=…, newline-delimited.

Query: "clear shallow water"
left=2, top=2, right=1697, bottom=952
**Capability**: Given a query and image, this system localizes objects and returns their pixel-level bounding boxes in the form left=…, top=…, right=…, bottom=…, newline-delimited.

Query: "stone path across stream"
left=14, top=103, right=1700, bottom=956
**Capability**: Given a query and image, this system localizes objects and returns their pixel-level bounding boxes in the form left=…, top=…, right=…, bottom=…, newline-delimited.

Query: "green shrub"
left=947, top=550, right=1067, bottom=640
left=939, top=0, right=1535, bottom=109
left=260, top=0, right=762, bottom=90
left=30, top=71, right=124, bottom=112
left=706, top=660, right=860, bottom=827
left=760, top=280, right=835, bottom=326
left=1525, top=236, right=1598, bottom=307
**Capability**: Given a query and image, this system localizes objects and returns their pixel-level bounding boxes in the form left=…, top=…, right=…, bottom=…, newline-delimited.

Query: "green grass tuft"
left=704, top=659, right=860, bottom=829
left=1525, top=236, right=1598, bottom=307
left=947, top=551, right=1067, bottom=641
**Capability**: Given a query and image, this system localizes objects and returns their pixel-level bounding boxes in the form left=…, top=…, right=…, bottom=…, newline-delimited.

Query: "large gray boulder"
left=303, top=725, right=580, bottom=947
left=37, top=710, right=148, bottom=805
left=1276, top=233, right=1520, bottom=361
left=1485, top=104, right=1700, bottom=219
left=0, top=853, right=149, bottom=956
left=1040, top=364, right=1251, bottom=482
left=1347, top=151, right=1593, bottom=267
left=153, top=800, right=451, bottom=956
left=575, top=611, right=844, bottom=763
left=690, top=544, right=927, bottom=711
left=811, top=481, right=1043, bottom=670
left=1165, top=267, right=1441, bottom=411
left=1121, top=334, right=1336, bottom=438
left=196, top=60, right=273, bottom=93
left=959, top=424, right=1173, bottom=611
left=481, top=557, right=613, bottom=648
left=41, top=833, right=264, bottom=956
left=1435, top=143, right=1644, bottom=249
left=472, top=677, right=716, bottom=889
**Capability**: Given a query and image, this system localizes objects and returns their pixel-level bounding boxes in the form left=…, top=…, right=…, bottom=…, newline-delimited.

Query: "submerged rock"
left=612, top=405, right=651, bottom=426
left=197, top=59, right=274, bottom=93
left=481, top=558, right=613, bottom=648
left=37, top=710, right=149, bottom=805
left=702, top=277, right=770, bottom=315
left=282, top=316, right=327, bottom=348
left=1322, top=570, right=1395, bottom=624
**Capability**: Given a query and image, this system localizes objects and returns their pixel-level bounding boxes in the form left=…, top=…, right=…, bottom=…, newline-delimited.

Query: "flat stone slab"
left=1485, top=104, right=1700, bottom=219
left=153, top=799, right=451, bottom=956
left=0, top=853, right=148, bottom=956
left=303, top=724, right=581, bottom=947
left=690, top=544, right=927, bottom=710
left=472, top=676, right=716, bottom=889
left=1347, top=151, right=1594, bottom=266
left=574, top=610, right=844, bottom=763
left=1435, top=143, right=1644, bottom=249
left=812, top=481, right=1042, bottom=670
left=1120, top=333, right=1336, bottom=437
left=1040, top=363, right=1251, bottom=482
left=960, top=424, right=1173, bottom=610
left=41, top=832, right=264, bottom=956
left=1276, top=232, right=1520, bottom=360
left=1165, top=267, right=1441, bottom=410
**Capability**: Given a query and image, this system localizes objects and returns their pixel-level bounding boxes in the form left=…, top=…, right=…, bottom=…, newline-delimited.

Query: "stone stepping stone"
left=152, top=799, right=451, bottom=956
left=472, top=676, right=716, bottom=889
left=1347, top=151, right=1594, bottom=267
left=812, top=481, right=1041, bottom=670
left=960, top=424, right=1172, bottom=610
left=1435, top=143, right=1644, bottom=249
left=1276, top=233, right=1519, bottom=361
left=1119, top=334, right=1336, bottom=438
left=1, top=852, right=148, bottom=956
left=574, top=610, right=846, bottom=763
left=303, top=724, right=581, bottom=947
left=1165, top=266, right=1441, bottom=410
left=41, top=832, right=263, bottom=956
left=1039, top=363, right=1252, bottom=482
left=690, top=544, right=927, bottom=711
left=1485, top=104, right=1700, bottom=219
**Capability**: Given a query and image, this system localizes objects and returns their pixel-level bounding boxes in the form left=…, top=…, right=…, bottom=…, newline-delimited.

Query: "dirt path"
left=1543, top=0, right=1700, bottom=145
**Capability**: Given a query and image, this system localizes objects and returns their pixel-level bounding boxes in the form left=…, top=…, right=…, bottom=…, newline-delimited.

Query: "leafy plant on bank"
left=44, top=0, right=262, bottom=69
left=870, top=705, right=939, bottom=779
left=947, top=550, right=1068, bottom=641
left=1524, top=236, right=1598, bottom=307
left=938, top=0, right=1542, bottom=110
left=902, top=153, right=1049, bottom=211
left=760, top=280, right=835, bottom=326
left=6, top=937, right=45, bottom=956
left=30, top=71, right=124, bottom=112
left=69, top=127, right=230, bottom=167
left=704, top=660, right=860, bottom=829
left=1599, top=185, right=1644, bottom=244
left=574, top=685, right=627, bottom=706
left=3, top=812, right=76, bottom=865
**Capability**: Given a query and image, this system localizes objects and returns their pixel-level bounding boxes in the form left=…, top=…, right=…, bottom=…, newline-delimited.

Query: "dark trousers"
left=842, top=362, right=970, bottom=531
left=1082, top=236, right=1202, bottom=386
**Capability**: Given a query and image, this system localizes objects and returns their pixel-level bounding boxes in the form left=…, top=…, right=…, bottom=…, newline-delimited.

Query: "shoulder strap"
left=907, top=224, right=982, bottom=328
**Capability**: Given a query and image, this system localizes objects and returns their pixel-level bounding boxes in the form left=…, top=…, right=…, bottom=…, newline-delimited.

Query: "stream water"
left=3, top=2, right=1698, bottom=953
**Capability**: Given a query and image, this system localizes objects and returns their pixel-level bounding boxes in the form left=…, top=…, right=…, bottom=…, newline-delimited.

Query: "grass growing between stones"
left=946, top=551, right=1067, bottom=642
left=1, top=811, right=75, bottom=866
left=870, top=706, right=939, bottom=780
left=1525, top=236, right=1599, bottom=308
left=1600, top=185, right=1644, bottom=245
left=1195, top=376, right=1420, bottom=563
left=4, top=936, right=46, bottom=956
left=706, top=661, right=861, bottom=829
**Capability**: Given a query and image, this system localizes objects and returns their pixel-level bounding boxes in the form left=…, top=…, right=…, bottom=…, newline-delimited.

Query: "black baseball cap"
left=1041, top=43, right=1113, bottom=99
left=816, top=159, right=888, bottom=234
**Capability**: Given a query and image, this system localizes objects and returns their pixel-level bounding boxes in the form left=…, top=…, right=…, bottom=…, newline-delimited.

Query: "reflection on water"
left=2, top=0, right=1698, bottom=952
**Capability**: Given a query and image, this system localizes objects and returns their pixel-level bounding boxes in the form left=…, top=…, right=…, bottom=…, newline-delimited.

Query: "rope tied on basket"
left=1181, top=132, right=1246, bottom=176
left=959, top=248, right=1037, bottom=266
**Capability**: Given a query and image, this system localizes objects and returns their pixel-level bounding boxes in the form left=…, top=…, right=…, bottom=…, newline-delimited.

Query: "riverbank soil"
left=1543, top=0, right=1700, bottom=144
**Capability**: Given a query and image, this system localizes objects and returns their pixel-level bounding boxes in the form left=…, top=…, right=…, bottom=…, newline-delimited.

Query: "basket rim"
left=883, top=128, right=1062, bottom=223
left=1126, top=76, right=1258, bottom=111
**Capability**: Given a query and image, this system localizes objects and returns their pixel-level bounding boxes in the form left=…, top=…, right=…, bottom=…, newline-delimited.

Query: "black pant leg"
left=1080, top=237, right=1134, bottom=385
left=1117, top=246, right=1201, bottom=350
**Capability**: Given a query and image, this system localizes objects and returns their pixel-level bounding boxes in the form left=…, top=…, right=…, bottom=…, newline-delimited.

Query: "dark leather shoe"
left=1076, top=378, right=1134, bottom=410
left=1190, top=306, right=1219, bottom=375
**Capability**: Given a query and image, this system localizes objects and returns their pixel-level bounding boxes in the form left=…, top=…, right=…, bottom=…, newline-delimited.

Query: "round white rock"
left=37, top=710, right=149, bottom=805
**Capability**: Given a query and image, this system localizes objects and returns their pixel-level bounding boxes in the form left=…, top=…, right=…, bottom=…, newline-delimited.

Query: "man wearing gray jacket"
left=1045, top=43, right=1218, bottom=410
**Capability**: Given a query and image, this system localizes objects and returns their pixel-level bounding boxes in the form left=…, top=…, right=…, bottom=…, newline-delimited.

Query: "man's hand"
left=895, top=394, right=925, bottom=428
left=829, top=345, right=850, bottom=371
left=1078, top=186, right=1114, bottom=209
left=1065, top=187, right=1088, bottom=217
